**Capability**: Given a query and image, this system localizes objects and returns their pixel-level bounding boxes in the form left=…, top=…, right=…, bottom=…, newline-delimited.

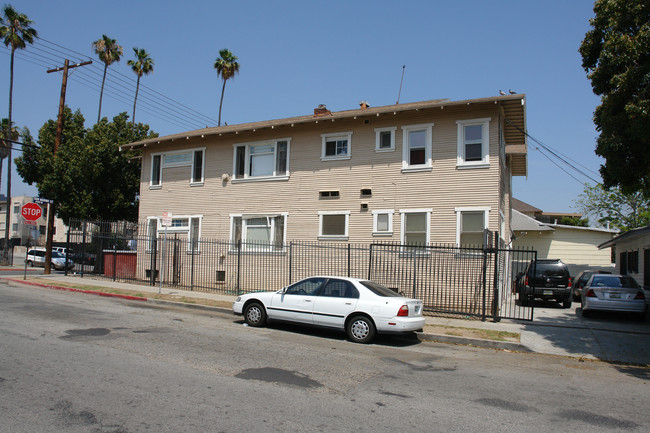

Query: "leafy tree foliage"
left=558, top=216, right=590, bottom=227
left=579, top=0, right=650, bottom=195
left=575, top=183, right=650, bottom=232
left=16, top=108, right=157, bottom=223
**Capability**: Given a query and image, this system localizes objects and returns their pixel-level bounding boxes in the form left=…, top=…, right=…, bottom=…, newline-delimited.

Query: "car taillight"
left=586, top=289, right=596, bottom=298
left=635, top=291, right=645, bottom=300
left=568, top=278, right=572, bottom=288
left=524, top=275, right=529, bottom=286
left=397, top=305, right=409, bottom=317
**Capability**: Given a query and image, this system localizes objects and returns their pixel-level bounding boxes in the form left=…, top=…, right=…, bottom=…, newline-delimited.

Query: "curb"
left=4, top=277, right=528, bottom=352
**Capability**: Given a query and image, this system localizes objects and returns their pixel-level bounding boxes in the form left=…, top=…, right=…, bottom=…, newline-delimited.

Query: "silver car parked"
left=581, top=274, right=646, bottom=320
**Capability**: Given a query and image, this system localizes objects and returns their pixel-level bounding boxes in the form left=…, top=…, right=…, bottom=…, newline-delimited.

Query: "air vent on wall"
left=319, top=190, right=340, bottom=199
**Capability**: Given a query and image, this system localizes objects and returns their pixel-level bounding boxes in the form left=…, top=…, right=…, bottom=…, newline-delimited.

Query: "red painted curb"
left=3, top=278, right=148, bottom=302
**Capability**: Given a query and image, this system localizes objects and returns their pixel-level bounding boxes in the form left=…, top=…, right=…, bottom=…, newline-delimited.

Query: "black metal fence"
left=65, top=220, right=536, bottom=321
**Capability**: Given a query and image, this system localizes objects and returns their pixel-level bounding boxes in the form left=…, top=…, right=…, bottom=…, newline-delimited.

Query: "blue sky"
left=2, top=0, right=601, bottom=215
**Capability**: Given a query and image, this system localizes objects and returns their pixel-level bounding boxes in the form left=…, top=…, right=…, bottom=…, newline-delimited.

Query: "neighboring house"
left=511, top=209, right=617, bottom=276
left=598, top=225, right=650, bottom=288
left=0, top=195, right=68, bottom=246
left=511, top=197, right=583, bottom=224
left=122, top=95, right=528, bottom=252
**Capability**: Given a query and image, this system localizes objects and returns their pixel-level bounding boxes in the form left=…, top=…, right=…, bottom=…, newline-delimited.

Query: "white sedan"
left=233, top=276, right=426, bottom=343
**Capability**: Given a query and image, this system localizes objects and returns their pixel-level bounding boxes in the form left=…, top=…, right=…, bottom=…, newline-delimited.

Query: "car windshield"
left=360, top=281, right=402, bottom=297
left=51, top=251, right=64, bottom=258
left=591, top=275, right=639, bottom=289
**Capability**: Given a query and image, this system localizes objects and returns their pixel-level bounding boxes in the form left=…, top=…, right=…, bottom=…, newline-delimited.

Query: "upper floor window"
left=321, top=132, right=352, bottom=161
left=150, top=148, right=205, bottom=188
left=231, top=213, right=287, bottom=251
left=374, top=127, right=396, bottom=152
left=233, top=139, right=290, bottom=182
left=401, top=123, right=434, bottom=172
left=456, top=118, right=490, bottom=168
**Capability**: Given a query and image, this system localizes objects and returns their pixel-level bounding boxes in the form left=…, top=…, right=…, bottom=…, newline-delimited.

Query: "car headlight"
left=235, top=297, right=241, bottom=302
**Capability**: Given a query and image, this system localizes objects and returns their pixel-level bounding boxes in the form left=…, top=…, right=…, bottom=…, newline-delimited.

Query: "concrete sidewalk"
left=4, top=271, right=649, bottom=366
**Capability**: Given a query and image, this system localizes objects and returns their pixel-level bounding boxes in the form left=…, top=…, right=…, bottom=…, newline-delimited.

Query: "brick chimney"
left=313, top=104, right=331, bottom=117
left=359, top=101, right=370, bottom=110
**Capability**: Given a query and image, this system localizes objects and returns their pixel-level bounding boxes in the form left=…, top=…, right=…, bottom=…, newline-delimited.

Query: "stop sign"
left=22, top=203, right=42, bottom=221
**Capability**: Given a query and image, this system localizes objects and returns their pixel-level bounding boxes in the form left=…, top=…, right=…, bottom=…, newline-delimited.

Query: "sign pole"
left=159, top=212, right=172, bottom=294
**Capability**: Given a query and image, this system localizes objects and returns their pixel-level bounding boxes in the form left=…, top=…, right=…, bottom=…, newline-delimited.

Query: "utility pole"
left=43, top=59, right=91, bottom=274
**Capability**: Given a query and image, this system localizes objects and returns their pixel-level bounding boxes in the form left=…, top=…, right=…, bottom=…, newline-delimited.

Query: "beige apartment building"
left=124, top=95, right=527, bottom=250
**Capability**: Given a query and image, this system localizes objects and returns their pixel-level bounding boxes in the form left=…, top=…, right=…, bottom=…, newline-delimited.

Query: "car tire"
left=581, top=308, right=590, bottom=318
left=243, top=302, right=267, bottom=327
left=26, top=260, right=33, bottom=267
left=563, top=297, right=572, bottom=309
left=346, top=315, right=376, bottom=344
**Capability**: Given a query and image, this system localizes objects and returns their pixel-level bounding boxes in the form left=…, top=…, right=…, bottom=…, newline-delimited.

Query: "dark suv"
left=517, top=259, right=572, bottom=308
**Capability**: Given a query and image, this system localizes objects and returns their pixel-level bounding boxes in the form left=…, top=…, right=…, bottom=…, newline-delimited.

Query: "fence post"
left=367, top=244, right=373, bottom=280
left=236, top=239, right=242, bottom=296
left=80, top=222, right=87, bottom=278
left=492, top=231, right=501, bottom=322
left=113, top=234, right=117, bottom=282
left=412, top=248, right=417, bottom=299
left=481, top=245, right=488, bottom=321
left=64, top=229, right=70, bottom=276
left=190, top=238, right=195, bottom=291
left=347, top=243, right=351, bottom=278
left=289, top=241, right=293, bottom=284
left=150, top=236, right=157, bottom=286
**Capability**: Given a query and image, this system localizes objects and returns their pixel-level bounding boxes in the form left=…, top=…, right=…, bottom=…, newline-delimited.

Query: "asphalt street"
left=2, top=282, right=648, bottom=432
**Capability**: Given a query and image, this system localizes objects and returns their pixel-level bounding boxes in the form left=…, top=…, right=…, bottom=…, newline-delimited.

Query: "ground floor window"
left=455, top=207, right=489, bottom=247
left=400, top=209, right=431, bottom=247
left=318, top=211, right=349, bottom=240
left=231, top=214, right=287, bottom=251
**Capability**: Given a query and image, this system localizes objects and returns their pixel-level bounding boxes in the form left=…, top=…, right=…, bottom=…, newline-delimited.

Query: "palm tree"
left=0, top=118, right=17, bottom=197
left=127, top=48, right=154, bottom=125
left=214, top=49, right=239, bottom=126
left=0, top=4, right=37, bottom=252
left=92, top=34, right=123, bottom=123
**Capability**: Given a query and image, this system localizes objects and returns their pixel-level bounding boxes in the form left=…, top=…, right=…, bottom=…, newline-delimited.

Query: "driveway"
left=519, top=300, right=650, bottom=365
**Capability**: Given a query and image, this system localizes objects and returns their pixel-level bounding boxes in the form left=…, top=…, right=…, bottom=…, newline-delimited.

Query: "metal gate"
left=367, top=242, right=536, bottom=321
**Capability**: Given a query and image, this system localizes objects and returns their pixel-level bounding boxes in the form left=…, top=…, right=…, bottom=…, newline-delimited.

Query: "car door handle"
left=304, top=299, right=312, bottom=302
left=345, top=302, right=352, bottom=305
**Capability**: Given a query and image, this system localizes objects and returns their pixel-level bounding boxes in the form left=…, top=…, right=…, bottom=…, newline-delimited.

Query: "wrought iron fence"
left=65, top=221, right=536, bottom=321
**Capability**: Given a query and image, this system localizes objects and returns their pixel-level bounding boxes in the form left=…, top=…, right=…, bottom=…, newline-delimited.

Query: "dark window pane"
left=465, top=142, right=482, bottom=161
left=380, top=131, right=392, bottom=148
left=151, top=155, right=161, bottom=185
left=193, top=150, right=203, bottom=183
left=410, top=148, right=425, bottom=165
left=325, top=140, right=336, bottom=156
left=322, top=214, right=346, bottom=236
left=276, top=141, right=287, bottom=174
left=235, top=146, right=246, bottom=178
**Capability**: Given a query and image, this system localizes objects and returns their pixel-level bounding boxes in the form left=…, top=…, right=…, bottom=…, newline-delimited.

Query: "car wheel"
left=581, top=308, right=590, bottom=318
left=243, top=302, right=267, bottom=327
left=563, top=297, right=572, bottom=309
left=346, top=315, right=376, bottom=344
left=27, top=260, right=33, bottom=267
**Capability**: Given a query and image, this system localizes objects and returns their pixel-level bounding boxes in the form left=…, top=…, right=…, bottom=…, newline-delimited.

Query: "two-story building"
left=123, top=95, right=527, bottom=251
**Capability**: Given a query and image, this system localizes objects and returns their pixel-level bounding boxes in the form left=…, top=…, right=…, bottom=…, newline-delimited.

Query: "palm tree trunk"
left=98, top=64, right=108, bottom=123
left=4, top=48, right=14, bottom=252
left=218, top=79, right=226, bottom=126
left=132, top=75, right=140, bottom=125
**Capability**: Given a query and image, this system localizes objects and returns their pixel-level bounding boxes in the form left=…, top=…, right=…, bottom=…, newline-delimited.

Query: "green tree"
left=16, top=108, right=157, bottom=222
left=558, top=216, right=590, bottom=227
left=92, top=35, right=123, bottom=123
left=579, top=0, right=650, bottom=195
left=214, top=49, right=240, bottom=126
left=127, top=48, right=154, bottom=125
left=575, top=183, right=650, bottom=232
left=0, top=4, right=37, bottom=249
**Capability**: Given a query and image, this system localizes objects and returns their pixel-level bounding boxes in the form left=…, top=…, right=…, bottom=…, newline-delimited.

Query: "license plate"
left=543, top=290, right=553, bottom=296
left=609, top=293, right=620, bottom=299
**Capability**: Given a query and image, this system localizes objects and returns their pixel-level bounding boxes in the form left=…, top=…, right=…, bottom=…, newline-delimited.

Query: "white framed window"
left=147, top=214, right=203, bottom=252
left=400, top=209, right=431, bottom=246
left=149, top=148, right=205, bottom=188
left=456, top=118, right=490, bottom=168
left=374, top=127, right=396, bottom=152
left=230, top=213, right=287, bottom=251
left=318, top=211, right=350, bottom=240
left=401, top=123, right=434, bottom=172
left=455, top=207, right=490, bottom=246
left=321, top=132, right=352, bottom=161
left=372, top=209, right=394, bottom=236
left=233, top=138, right=290, bottom=182
left=13, top=204, right=20, bottom=213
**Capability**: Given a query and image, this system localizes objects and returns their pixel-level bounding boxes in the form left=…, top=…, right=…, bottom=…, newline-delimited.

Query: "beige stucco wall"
left=137, top=104, right=511, bottom=245
left=513, top=226, right=616, bottom=275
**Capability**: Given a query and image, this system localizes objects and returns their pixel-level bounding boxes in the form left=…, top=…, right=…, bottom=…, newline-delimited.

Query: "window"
left=13, top=204, right=20, bottom=213
left=372, top=209, right=394, bottom=236
left=400, top=209, right=431, bottom=246
left=456, top=118, right=490, bottom=168
left=150, top=148, right=205, bottom=188
left=233, top=139, right=290, bottom=181
left=147, top=215, right=202, bottom=252
left=321, top=279, right=359, bottom=298
left=375, top=127, right=396, bottom=151
left=12, top=223, right=18, bottom=231
left=401, top=123, right=434, bottom=171
left=319, top=211, right=350, bottom=240
left=231, top=214, right=287, bottom=251
left=455, top=207, right=490, bottom=246
left=285, top=277, right=326, bottom=295
left=321, top=132, right=352, bottom=160
left=39, top=225, right=46, bottom=235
